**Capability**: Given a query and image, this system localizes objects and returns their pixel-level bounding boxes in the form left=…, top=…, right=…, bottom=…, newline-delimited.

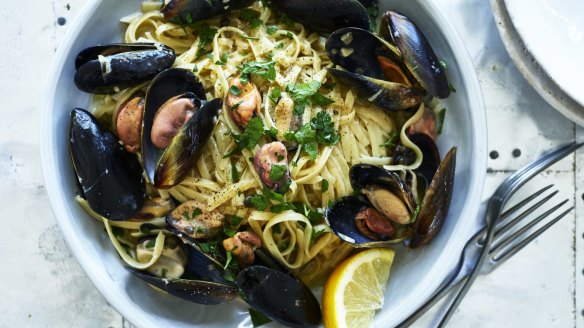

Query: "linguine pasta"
left=89, top=1, right=434, bottom=286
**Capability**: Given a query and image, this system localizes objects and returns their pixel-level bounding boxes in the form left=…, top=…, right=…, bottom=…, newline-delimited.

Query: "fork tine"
left=490, top=190, right=560, bottom=247
left=492, top=205, right=574, bottom=263
left=490, top=199, right=568, bottom=253
left=499, top=184, right=554, bottom=219
left=478, top=185, right=556, bottom=245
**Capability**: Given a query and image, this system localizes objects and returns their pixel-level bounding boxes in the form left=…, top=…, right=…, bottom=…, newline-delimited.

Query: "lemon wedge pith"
left=322, top=248, right=395, bottom=328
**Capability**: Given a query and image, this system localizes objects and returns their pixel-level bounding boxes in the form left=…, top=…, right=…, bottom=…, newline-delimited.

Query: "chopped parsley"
left=234, top=117, right=264, bottom=150
left=192, top=65, right=198, bottom=73
left=145, top=240, right=156, bottom=249
left=266, top=25, right=278, bottom=34
left=223, top=215, right=243, bottom=237
left=239, top=61, right=276, bottom=84
left=311, top=111, right=340, bottom=146
left=284, top=112, right=339, bottom=159
left=249, top=308, right=272, bottom=327
left=161, top=268, right=168, bottom=278
left=269, top=87, right=281, bottom=103
left=381, top=131, right=400, bottom=148
left=196, top=26, right=218, bottom=58
left=439, top=59, right=447, bottom=69
left=269, top=164, right=287, bottom=181
left=215, top=52, right=229, bottom=66
left=199, top=240, right=219, bottom=256
left=231, top=162, right=240, bottom=182
left=322, top=179, right=329, bottom=192
left=244, top=193, right=270, bottom=211
left=239, top=8, right=263, bottom=28
left=274, top=42, right=284, bottom=49
left=448, top=81, right=457, bottom=93
left=286, top=81, right=334, bottom=115
left=229, top=85, right=242, bottom=96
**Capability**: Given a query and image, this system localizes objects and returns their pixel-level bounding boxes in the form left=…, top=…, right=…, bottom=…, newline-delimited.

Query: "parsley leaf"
left=266, top=25, right=278, bottom=34
left=191, top=207, right=203, bottom=218
left=229, top=85, right=242, bottom=95
left=245, top=194, right=270, bottom=211
left=145, top=240, right=156, bottom=249
left=286, top=81, right=334, bottom=115
left=269, top=164, right=287, bottom=181
left=234, top=117, right=264, bottom=150
left=239, top=8, right=263, bottom=28
left=311, top=111, right=340, bottom=146
left=196, top=26, right=218, bottom=58
left=240, top=61, right=276, bottom=83
left=381, top=131, right=399, bottom=148
left=322, top=179, right=329, bottom=192
left=231, top=162, right=240, bottom=182
left=269, top=87, right=281, bottom=103
left=249, top=308, right=272, bottom=327
left=436, top=108, right=446, bottom=135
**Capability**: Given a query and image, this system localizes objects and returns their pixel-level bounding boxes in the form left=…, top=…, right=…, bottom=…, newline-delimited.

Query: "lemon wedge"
left=322, top=248, right=395, bottom=328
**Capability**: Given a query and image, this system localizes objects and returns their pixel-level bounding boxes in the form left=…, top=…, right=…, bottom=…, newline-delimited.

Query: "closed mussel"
left=74, top=43, right=175, bottom=94
left=379, top=11, right=450, bottom=99
left=141, top=68, right=222, bottom=189
left=161, top=0, right=255, bottom=24
left=69, top=108, right=146, bottom=221
left=270, top=0, right=370, bottom=35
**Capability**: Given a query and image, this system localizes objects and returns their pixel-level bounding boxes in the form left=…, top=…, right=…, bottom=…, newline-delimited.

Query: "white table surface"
left=2, top=0, right=583, bottom=327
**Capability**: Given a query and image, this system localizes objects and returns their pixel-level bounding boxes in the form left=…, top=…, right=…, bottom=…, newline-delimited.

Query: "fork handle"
left=396, top=274, right=469, bottom=328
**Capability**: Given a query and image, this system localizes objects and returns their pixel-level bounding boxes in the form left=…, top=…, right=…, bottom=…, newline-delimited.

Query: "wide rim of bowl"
left=40, top=0, right=487, bottom=327
left=377, top=0, right=487, bottom=325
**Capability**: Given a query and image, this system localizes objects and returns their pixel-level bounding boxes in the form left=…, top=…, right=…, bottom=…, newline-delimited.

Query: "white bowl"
left=40, top=0, right=487, bottom=327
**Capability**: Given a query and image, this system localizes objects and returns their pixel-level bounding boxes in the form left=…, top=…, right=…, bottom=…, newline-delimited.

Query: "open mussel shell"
left=236, top=265, right=322, bottom=327
left=69, top=108, right=146, bottom=220
left=270, top=0, right=370, bottom=35
left=328, top=68, right=424, bottom=111
left=409, top=147, right=456, bottom=248
left=161, top=0, right=254, bottom=23
left=141, top=68, right=220, bottom=189
left=325, top=196, right=408, bottom=247
left=74, top=43, right=175, bottom=94
left=350, top=163, right=417, bottom=213
left=380, top=11, right=450, bottom=98
left=125, top=266, right=237, bottom=305
left=326, top=27, right=425, bottom=110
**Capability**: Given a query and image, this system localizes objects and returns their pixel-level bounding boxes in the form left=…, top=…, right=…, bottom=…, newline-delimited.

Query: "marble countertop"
left=2, top=0, right=582, bottom=327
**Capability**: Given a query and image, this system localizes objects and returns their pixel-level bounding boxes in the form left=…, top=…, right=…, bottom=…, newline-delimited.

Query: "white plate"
left=492, top=0, right=584, bottom=125
left=40, top=0, right=487, bottom=327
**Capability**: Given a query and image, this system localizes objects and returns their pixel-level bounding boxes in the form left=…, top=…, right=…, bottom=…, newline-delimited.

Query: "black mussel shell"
left=350, top=163, right=417, bottom=213
left=380, top=11, right=449, bottom=98
left=325, top=196, right=409, bottom=247
left=184, top=245, right=234, bottom=284
left=327, top=68, right=424, bottom=111
left=326, top=27, right=393, bottom=81
left=141, top=68, right=219, bottom=189
left=409, top=147, right=456, bottom=248
left=74, top=43, right=175, bottom=94
left=236, top=266, right=322, bottom=327
left=69, top=108, right=146, bottom=220
left=270, top=0, right=370, bottom=35
left=394, top=133, right=440, bottom=187
left=161, top=0, right=254, bottom=23
left=125, top=266, right=237, bottom=305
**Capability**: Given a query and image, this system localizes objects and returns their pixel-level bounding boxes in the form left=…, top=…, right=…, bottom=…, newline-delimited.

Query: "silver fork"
left=397, top=141, right=583, bottom=328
